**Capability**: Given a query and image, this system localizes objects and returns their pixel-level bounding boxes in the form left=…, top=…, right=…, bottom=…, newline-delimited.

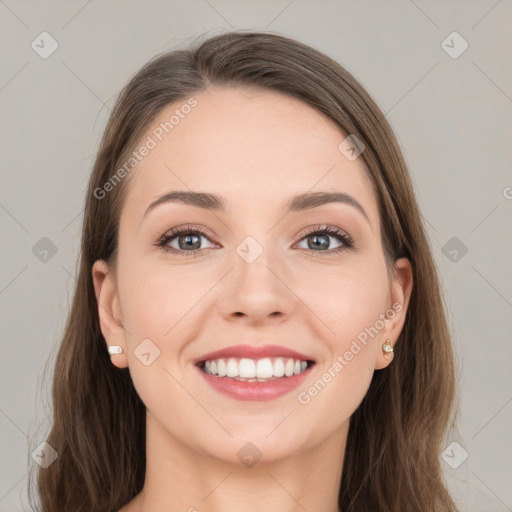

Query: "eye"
left=154, top=224, right=217, bottom=256
left=295, top=225, right=353, bottom=254
left=154, top=224, right=354, bottom=257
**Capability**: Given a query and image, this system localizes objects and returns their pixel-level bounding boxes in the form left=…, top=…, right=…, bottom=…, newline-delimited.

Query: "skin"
left=92, top=86, right=413, bottom=512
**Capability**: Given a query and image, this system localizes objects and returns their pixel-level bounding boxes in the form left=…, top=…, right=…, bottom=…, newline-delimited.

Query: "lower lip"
left=195, top=364, right=314, bottom=401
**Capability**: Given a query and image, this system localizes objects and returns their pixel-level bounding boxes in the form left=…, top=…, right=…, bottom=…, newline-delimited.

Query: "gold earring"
left=107, top=345, right=124, bottom=356
left=382, top=339, right=393, bottom=355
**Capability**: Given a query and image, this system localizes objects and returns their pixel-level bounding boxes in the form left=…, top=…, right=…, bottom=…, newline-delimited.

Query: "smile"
left=199, top=357, right=312, bottom=382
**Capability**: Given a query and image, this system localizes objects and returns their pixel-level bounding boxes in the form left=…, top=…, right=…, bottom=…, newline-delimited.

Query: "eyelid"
left=155, top=223, right=218, bottom=250
left=160, top=223, right=217, bottom=240
left=297, top=224, right=353, bottom=244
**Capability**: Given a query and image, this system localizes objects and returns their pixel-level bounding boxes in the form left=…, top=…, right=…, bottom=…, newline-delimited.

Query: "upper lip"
left=193, top=344, right=315, bottom=365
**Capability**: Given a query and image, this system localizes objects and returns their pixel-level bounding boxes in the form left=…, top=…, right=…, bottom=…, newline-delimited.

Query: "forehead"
left=121, top=86, right=378, bottom=227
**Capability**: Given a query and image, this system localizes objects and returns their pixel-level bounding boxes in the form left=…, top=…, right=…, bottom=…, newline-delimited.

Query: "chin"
left=196, top=431, right=309, bottom=468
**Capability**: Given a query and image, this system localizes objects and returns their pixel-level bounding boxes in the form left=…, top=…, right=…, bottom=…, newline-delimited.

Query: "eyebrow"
left=143, top=190, right=371, bottom=225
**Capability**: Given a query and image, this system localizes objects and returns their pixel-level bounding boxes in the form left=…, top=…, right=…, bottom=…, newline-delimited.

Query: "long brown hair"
left=30, top=30, right=460, bottom=511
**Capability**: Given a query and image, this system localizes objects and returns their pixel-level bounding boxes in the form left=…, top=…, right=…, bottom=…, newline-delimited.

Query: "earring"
left=382, top=339, right=393, bottom=355
left=107, top=345, right=124, bottom=356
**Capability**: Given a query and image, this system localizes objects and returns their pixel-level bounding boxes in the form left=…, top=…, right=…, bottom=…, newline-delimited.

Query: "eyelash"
left=154, top=224, right=354, bottom=257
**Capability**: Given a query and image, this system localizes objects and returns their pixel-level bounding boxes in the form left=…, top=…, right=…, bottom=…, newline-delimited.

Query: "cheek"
left=117, top=263, right=200, bottom=419
left=119, top=261, right=205, bottom=341
left=120, top=248, right=389, bottom=360
left=295, top=257, right=388, bottom=398
left=293, top=265, right=387, bottom=437
left=297, top=257, right=389, bottom=342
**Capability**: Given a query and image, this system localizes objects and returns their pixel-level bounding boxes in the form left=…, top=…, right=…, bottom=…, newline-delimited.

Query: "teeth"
left=284, top=358, right=293, bottom=376
left=217, top=358, right=227, bottom=377
left=202, top=357, right=310, bottom=379
left=227, top=358, right=239, bottom=377
left=257, top=358, right=274, bottom=378
left=273, top=358, right=285, bottom=377
left=239, top=358, right=256, bottom=378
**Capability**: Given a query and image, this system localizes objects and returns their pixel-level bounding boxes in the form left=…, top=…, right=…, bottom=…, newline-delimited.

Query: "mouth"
left=193, top=345, right=316, bottom=401
left=197, top=357, right=315, bottom=382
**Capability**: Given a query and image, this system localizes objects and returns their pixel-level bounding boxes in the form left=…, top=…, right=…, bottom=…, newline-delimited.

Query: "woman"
left=31, top=30, right=460, bottom=511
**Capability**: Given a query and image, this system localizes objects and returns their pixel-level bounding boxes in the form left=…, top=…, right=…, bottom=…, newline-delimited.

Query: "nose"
left=217, top=247, right=296, bottom=326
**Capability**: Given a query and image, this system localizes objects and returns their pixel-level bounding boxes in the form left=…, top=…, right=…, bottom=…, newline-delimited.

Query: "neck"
left=135, top=412, right=347, bottom=512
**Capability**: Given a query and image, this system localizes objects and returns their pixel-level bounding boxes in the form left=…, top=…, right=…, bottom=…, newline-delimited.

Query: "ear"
left=374, top=257, right=413, bottom=370
left=92, top=260, right=128, bottom=369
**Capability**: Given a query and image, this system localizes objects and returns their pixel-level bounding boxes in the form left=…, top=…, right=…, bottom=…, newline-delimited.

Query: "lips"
left=196, top=363, right=314, bottom=401
left=193, top=344, right=316, bottom=401
left=193, top=344, right=315, bottom=366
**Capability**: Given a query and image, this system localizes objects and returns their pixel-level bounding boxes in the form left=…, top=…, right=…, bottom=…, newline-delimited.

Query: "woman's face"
left=93, top=86, right=412, bottom=465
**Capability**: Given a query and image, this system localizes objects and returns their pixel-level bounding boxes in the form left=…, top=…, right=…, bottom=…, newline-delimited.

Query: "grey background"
left=1, top=1, right=511, bottom=511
